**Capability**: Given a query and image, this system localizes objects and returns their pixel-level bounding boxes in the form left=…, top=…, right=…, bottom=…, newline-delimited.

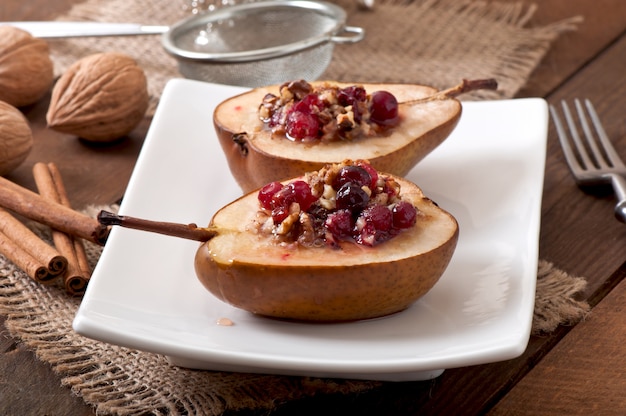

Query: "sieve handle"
left=331, top=26, right=365, bottom=44
left=0, top=21, right=169, bottom=38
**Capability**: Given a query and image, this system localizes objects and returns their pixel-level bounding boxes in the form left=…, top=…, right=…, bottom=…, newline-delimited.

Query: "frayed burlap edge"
left=532, top=259, right=590, bottom=334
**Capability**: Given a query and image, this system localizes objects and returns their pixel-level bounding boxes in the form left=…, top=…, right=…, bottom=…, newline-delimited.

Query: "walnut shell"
left=46, top=52, right=149, bottom=142
left=0, top=26, right=54, bottom=107
left=0, top=100, right=34, bottom=175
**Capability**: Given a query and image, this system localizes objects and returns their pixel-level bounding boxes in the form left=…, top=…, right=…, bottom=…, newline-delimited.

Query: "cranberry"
left=335, top=182, right=369, bottom=212
left=285, top=93, right=325, bottom=140
left=269, top=180, right=318, bottom=223
left=286, top=110, right=320, bottom=140
left=337, top=86, right=367, bottom=124
left=278, top=180, right=317, bottom=210
left=392, top=201, right=418, bottom=229
left=325, top=209, right=354, bottom=241
left=360, top=204, right=393, bottom=231
left=271, top=205, right=290, bottom=224
left=353, top=206, right=393, bottom=246
left=337, top=86, right=367, bottom=106
left=289, top=180, right=318, bottom=211
left=332, top=165, right=372, bottom=190
left=293, top=93, right=323, bottom=112
left=271, top=189, right=292, bottom=214
left=355, top=222, right=391, bottom=247
left=356, top=161, right=378, bottom=189
left=258, top=181, right=283, bottom=210
left=369, top=90, right=399, bottom=127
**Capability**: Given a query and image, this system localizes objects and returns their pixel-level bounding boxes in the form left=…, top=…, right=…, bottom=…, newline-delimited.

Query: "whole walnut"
left=0, top=100, right=34, bottom=176
left=0, top=26, right=54, bottom=107
left=46, top=52, right=149, bottom=143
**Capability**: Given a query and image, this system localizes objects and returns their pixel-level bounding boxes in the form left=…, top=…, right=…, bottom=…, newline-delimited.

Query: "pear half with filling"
left=194, top=171, right=459, bottom=322
left=99, top=164, right=459, bottom=322
left=214, top=79, right=496, bottom=192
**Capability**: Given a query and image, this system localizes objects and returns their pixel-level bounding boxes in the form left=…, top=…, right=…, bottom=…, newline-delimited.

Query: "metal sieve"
left=161, top=0, right=364, bottom=87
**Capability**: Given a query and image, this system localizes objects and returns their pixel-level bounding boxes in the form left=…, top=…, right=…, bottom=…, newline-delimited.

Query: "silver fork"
left=549, top=99, right=626, bottom=223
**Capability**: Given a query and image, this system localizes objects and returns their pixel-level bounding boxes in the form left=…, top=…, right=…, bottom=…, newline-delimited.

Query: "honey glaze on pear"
left=214, top=79, right=496, bottom=192
left=194, top=160, right=459, bottom=322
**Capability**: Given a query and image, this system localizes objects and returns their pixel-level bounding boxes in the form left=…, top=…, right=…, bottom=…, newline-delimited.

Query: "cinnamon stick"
left=0, top=229, right=52, bottom=283
left=0, top=203, right=71, bottom=283
left=49, top=163, right=92, bottom=294
left=71, top=237, right=92, bottom=291
left=0, top=175, right=109, bottom=245
left=33, top=162, right=91, bottom=295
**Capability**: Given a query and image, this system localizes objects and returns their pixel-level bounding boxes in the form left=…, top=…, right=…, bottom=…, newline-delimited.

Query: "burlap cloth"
left=0, top=1, right=588, bottom=415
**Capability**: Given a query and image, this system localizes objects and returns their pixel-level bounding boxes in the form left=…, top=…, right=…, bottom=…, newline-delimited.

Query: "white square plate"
left=74, top=79, right=547, bottom=381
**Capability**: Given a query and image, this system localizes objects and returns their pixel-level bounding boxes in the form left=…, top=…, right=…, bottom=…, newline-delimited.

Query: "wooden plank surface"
left=0, top=332, right=94, bottom=415
left=488, top=270, right=626, bottom=415
left=516, top=0, right=626, bottom=97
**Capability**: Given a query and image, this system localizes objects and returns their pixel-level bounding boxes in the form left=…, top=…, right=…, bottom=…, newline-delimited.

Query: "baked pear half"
left=214, top=79, right=496, bottom=192
left=99, top=162, right=459, bottom=322
left=194, top=172, right=458, bottom=322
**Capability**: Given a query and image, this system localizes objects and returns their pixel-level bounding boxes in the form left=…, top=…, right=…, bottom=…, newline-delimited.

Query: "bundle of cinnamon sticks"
left=0, top=162, right=109, bottom=295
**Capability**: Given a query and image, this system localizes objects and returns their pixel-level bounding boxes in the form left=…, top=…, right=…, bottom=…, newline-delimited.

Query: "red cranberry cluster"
left=257, top=161, right=418, bottom=247
left=259, top=80, right=400, bottom=142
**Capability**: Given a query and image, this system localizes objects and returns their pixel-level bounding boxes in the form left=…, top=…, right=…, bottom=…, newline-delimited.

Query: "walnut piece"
left=46, top=52, right=149, bottom=143
left=0, top=26, right=54, bottom=107
left=0, top=100, right=33, bottom=175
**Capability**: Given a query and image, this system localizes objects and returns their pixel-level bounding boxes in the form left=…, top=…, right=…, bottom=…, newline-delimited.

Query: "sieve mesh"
left=163, top=1, right=357, bottom=87
left=178, top=43, right=336, bottom=87
left=172, top=9, right=338, bottom=54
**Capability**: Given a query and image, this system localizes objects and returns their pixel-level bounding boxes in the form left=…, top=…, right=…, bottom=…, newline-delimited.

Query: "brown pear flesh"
left=194, top=175, right=459, bottom=322
left=214, top=82, right=462, bottom=193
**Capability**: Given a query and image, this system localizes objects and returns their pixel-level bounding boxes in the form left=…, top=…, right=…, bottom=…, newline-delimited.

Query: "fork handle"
left=612, top=175, right=626, bottom=224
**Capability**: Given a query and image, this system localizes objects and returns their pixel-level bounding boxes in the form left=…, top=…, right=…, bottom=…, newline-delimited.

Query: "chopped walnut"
left=275, top=203, right=301, bottom=235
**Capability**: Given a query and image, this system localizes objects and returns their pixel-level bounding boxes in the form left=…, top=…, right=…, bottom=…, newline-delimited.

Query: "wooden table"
left=2, top=1, right=626, bottom=414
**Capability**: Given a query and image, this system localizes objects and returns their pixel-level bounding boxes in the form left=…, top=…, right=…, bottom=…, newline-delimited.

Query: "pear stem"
left=97, top=210, right=217, bottom=242
left=440, top=78, right=498, bottom=98
left=406, top=78, right=498, bottom=104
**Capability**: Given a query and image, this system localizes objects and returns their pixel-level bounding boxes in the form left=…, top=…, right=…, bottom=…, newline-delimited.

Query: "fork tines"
left=550, top=99, right=625, bottom=181
left=550, top=98, right=626, bottom=223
